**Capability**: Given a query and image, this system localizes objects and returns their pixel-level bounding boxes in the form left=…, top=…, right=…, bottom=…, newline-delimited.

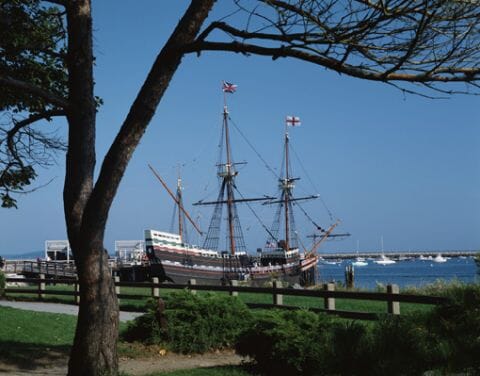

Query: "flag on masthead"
left=222, top=81, right=237, bottom=93
left=286, top=116, right=301, bottom=126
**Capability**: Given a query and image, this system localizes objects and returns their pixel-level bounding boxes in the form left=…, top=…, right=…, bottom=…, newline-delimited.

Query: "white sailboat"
left=352, top=240, right=368, bottom=266
left=433, top=254, right=448, bottom=263
left=373, top=236, right=396, bottom=265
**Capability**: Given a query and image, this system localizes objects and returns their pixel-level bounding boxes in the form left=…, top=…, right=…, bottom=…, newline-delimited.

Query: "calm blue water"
left=317, top=257, right=478, bottom=289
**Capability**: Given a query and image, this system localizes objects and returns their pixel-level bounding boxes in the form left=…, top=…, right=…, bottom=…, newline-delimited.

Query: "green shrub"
left=323, top=320, right=373, bottom=375
left=121, top=303, right=163, bottom=344
left=236, top=310, right=334, bottom=376
left=236, top=310, right=436, bottom=376
left=122, top=290, right=253, bottom=354
left=368, top=314, right=434, bottom=376
left=0, top=270, right=5, bottom=296
left=426, top=284, right=480, bottom=373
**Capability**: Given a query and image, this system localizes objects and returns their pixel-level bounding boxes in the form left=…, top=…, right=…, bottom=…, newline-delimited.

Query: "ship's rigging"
left=193, top=103, right=273, bottom=255
left=150, top=85, right=347, bottom=258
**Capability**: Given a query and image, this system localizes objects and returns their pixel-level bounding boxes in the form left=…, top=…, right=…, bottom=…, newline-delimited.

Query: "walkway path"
left=0, top=300, right=142, bottom=322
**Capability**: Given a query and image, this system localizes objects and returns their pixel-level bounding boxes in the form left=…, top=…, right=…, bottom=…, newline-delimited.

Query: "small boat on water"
left=373, top=236, right=396, bottom=265
left=419, top=255, right=433, bottom=261
left=321, top=259, right=342, bottom=266
left=352, top=257, right=368, bottom=266
left=433, top=254, right=448, bottom=263
left=351, top=241, right=367, bottom=266
left=374, top=254, right=396, bottom=265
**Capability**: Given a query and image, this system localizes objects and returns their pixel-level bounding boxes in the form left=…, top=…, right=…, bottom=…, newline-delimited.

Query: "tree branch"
left=185, top=40, right=480, bottom=84
left=6, top=110, right=66, bottom=160
left=190, top=0, right=478, bottom=93
left=0, top=76, right=69, bottom=109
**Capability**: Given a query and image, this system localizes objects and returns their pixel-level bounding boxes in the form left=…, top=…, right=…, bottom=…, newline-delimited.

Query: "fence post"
left=272, top=280, right=283, bottom=305
left=74, top=280, right=80, bottom=305
left=323, top=282, right=335, bottom=311
left=387, top=284, right=400, bottom=315
left=152, top=277, right=160, bottom=298
left=38, top=273, right=46, bottom=300
left=230, top=280, right=238, bottom=297
left=114, top=276, right=120, bottom=304
left=188, top=279, right=197, bottom=295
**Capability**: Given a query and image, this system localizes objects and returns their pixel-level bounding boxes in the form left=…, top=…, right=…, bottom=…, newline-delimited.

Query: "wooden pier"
left=3, top=260, right=77, bottom=279
left=320, top=250, right=478, bottom=260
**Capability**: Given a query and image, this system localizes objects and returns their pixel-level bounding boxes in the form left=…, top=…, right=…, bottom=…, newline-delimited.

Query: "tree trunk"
left=67, top=246, right=119, bottom=375
left=63, top=1, right=216, bottom=375
left=64, top=0, right=215, bottom=376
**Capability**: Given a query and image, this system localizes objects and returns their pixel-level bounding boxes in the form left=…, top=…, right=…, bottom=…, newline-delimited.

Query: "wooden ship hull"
left=145, top=229, right=319, bottom=286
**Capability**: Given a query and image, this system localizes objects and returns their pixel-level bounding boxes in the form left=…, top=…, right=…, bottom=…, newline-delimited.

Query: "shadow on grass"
left=152, top=364, right=256, bottom=376
left=0, top=341, right=70, bottom=371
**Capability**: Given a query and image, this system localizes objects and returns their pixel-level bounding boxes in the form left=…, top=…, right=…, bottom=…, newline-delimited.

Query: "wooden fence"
left=3, top=276, right=448, bottom=320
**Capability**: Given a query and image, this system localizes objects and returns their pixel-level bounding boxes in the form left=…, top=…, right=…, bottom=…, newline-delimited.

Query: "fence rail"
left=3, top=276, right=449, bottom=320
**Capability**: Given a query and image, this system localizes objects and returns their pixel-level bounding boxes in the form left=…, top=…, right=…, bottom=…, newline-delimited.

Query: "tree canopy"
left=0, top=0, right=67, bottom=207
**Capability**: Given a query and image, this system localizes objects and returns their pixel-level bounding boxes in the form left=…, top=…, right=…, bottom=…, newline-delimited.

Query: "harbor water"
left=318, top=256, right=478, bottom=289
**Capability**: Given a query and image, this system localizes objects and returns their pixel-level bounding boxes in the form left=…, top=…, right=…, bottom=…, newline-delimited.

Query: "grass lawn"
left=0, top=306, right=251, bottom=375
left=0, top=305, right=135, bottom=366
left=0, top=306, right=75, bottom=369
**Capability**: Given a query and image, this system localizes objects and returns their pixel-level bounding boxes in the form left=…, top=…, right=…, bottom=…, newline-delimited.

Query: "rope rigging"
left=290, top=142, right=335, bottom=222
left=233, top=184, right=278, bottom=244
left=228, top=115, right=280, bottom=181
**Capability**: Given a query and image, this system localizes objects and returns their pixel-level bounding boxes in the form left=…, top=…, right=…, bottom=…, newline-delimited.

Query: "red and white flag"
left=286, top=115, right=301, bottom=126
left=222, top=81, right=237, bottom=93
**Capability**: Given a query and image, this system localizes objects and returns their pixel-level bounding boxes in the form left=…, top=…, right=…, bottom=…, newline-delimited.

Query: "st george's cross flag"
left=222, top=81, right=237, bottom=93
left=286, top=116, right=301, bottom=126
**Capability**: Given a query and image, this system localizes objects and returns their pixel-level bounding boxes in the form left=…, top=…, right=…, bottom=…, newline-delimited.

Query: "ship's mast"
left=195, top=82, right=273, bottom=255
left=148, top=164, right=203, bottom=241
left=223, top=104, right=237, bottom=255
left=195, top=87, right=246, bottom=256
left=283, top=127, right=291, bottom=252
left=176, top=174, right=183, bottom=241
left=266, top=116, right=314, bottom=251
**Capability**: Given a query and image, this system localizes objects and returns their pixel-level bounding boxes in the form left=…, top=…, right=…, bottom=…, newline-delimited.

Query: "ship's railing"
left=2, top=276, right=448, bottom=320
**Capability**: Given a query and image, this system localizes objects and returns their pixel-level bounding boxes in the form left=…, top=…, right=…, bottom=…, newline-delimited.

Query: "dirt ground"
left=0, top=350, right=245, bottom=376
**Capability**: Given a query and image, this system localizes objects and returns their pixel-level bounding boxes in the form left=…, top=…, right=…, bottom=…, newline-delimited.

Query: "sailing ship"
left=145, top=85, right=338, bottom=286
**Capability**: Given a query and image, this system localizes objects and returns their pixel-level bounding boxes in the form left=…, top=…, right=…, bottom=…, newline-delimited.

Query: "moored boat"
left=352, top=257, right=368, bottom=266
left=433, top=254, right=448, bottom=263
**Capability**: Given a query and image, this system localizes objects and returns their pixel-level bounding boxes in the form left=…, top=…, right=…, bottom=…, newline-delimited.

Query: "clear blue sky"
left=1, top=1, right=479, bottom=255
